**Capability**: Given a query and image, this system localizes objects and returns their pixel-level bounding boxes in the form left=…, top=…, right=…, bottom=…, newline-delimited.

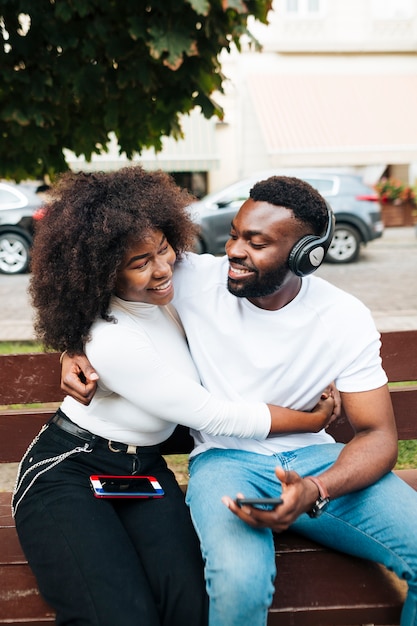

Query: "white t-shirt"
left=173, top=253, right=387, bottom=457
left=61, top=296, right=270, bottom=446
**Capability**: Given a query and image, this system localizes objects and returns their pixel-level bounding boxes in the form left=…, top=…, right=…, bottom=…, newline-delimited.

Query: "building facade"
left=68, top=0, right=417, bottom=194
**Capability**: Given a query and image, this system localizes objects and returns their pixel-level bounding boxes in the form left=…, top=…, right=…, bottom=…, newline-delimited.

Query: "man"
left=62, top=176, right=417, bottom=626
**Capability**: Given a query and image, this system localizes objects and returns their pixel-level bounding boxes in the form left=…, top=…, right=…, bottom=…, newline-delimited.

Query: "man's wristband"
left=304, top=475, right=330, bottom=518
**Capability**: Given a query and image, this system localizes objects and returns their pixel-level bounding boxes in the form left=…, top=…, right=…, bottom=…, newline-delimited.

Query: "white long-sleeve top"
left=60, top=296, right=270, bottom=446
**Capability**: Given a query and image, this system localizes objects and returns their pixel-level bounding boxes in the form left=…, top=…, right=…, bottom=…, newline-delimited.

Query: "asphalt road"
left=0, top=226, right=416, bottom=341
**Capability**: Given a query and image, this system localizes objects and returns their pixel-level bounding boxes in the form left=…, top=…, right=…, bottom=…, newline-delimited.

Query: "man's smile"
left=228, top=262, right=255, bottom=280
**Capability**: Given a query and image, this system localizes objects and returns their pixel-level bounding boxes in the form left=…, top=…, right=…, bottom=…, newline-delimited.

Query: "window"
left=304, top=177, right=336, bottom=196
left=170, top=172, right=208, bottom=199
left=284, top=0, right=324, bottom=17
left=0, top=186, right=26, bottom=210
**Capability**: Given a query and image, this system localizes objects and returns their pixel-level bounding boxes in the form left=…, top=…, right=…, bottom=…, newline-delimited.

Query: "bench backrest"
left=1, top=330, right=416, bottom=462
left=328, top=329, right=417, bottom=443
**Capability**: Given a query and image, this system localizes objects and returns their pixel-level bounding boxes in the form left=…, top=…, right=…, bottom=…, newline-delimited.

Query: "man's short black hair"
left=250, top=176, right=328, bottom=235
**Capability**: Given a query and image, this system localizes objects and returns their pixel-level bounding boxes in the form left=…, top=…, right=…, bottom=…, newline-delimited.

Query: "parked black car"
left=188, top=170, right=384, bottom=263
left=0, top=182, right=45, bottom=275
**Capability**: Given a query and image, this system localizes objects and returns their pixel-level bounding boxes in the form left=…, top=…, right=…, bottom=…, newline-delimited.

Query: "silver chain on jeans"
left=11, top=424, right=92, bottom=518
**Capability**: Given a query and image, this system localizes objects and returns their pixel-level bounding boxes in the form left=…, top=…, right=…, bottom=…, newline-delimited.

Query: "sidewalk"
left=316, top=225, right=417, bottom=332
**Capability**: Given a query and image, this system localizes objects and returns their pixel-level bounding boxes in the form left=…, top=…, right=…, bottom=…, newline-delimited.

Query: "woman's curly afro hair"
left=29, top=166, right=198, bottom=353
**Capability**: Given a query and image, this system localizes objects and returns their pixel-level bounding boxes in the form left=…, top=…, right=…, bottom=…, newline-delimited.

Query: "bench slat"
left=0, top=330, right=416, bottom=405
left=391, top=386, right=417, bottom=439
left=0, top=564, right=54, bottom=624
left=0, top=352, right=62, bottom=405
left=380, top=330, right=417, bottom=382
left=1, top=383, right=415, bottom=463
left=0, top=527, right=27, bottom=565
left=0, top=412, right=55, bottom=463
left=268, top=541, right=406, bottom=626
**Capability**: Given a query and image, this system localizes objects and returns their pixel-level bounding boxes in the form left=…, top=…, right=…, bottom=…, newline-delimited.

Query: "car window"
left=0, top=186, right=27, bottom=210
left=217, top=182, right=252, bottom=207
left=303, top=177, right=336, bottom=196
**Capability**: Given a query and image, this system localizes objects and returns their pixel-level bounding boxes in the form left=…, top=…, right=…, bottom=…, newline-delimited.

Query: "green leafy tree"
left=0, top=0, right=272, bottom=181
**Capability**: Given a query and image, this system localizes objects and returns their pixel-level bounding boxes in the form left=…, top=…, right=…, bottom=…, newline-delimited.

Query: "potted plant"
left=374, top=177, right=417, bottom=227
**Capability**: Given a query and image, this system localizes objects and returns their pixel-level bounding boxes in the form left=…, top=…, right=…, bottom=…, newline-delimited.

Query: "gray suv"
left=188, top=170, right=384, bottom=263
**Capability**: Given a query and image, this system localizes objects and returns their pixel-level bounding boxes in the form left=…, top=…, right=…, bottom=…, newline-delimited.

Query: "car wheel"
left=0, top=232, right=31, bottom=274
left=326, top=224, right=361, bottom=264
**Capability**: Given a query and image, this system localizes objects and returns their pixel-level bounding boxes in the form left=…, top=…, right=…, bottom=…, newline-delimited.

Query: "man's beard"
left=227, top=262, right=289, bottom=299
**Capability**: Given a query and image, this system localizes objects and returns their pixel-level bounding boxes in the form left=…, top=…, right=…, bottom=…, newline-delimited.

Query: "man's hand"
left=221, top=466, right=319, bottom=533
left=61, top=352, right=99, bottom=406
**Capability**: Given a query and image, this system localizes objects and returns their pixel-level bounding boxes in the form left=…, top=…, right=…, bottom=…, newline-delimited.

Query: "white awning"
left=66, top=108, right=219, bottom=172
left=247, top=73, right=417, bottom=166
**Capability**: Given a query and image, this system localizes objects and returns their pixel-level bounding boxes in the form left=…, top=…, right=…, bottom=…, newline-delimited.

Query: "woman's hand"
left=310, top=391, right=336, bottom=432
left=61, top=352, right=99, bottom=406
left=327, top=382, right=341, bottom=420
left=267, top=383, right=339, bottom=435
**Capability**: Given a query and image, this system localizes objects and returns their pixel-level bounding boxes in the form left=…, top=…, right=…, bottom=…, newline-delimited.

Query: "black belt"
left=50, top=409, right=159, bottom=455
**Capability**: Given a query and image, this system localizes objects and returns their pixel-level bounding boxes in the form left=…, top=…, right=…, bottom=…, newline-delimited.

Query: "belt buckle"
left=108, top=441, right=137, bottom=455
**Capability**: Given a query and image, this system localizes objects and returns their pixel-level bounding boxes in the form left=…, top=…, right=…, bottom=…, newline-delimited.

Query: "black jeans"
left=13, top=412, right=208, bottom=626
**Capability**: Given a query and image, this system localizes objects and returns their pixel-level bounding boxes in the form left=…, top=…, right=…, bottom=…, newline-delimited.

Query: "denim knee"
left=206, top=548, right=275, bottom=626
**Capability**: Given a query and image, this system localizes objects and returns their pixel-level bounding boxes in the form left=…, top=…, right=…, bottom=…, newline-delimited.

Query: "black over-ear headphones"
left=287, top=203, right=335, bottom=277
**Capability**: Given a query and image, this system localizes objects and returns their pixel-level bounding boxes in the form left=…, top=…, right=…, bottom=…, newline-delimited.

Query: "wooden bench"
left=1, top=329, right=417, bottom=625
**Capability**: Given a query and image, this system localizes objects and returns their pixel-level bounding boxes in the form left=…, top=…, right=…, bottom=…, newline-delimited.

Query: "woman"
left=13, top=166, right=334, bottom=626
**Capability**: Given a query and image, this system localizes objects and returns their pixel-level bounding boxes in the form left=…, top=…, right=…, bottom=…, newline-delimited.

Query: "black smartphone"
left=90, top=475, right=164, bottom=499
left=235, top=497, right=283, bottom=510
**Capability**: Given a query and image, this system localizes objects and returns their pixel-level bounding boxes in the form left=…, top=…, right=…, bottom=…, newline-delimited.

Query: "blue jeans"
left=13, top=413, right=208, bottom=626
left=186, top=445, right=417, bottom=626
